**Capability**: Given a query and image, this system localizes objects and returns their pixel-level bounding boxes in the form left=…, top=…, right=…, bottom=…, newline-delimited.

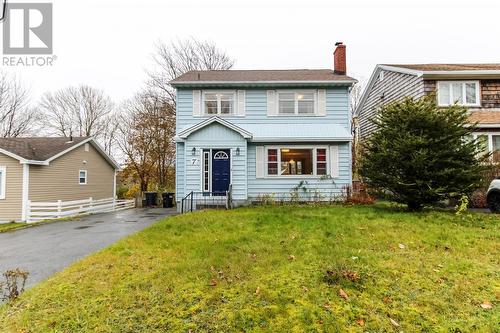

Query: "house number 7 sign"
left=191, top=158, right=199, bottom=166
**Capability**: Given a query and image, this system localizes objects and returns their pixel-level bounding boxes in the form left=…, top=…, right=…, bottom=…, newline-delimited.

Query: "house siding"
left=176, top=86, right=351, bottom=204
left=182, top=123, right=247, bottom=201
left=28, top=144, right=115, bottom=202
left=177, top=88, right=350, bottom=131
left=0, top=154, right=23, bottom=222
left=424, top=79, right=500, bottom=109
left=359, top=70, right=424, bottom=139
left=247, top=142, right=351, bottom=199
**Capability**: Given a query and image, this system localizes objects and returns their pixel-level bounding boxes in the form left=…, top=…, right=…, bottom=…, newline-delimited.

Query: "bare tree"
left=117, top=90, right=176, bottom=193
left=0, top=73, right=39, bottom=137
left=39, top=85, right=113, bottom=138
left=148, top=38, right=235, bottom=105
left=350, top=82, right=364, bottom=176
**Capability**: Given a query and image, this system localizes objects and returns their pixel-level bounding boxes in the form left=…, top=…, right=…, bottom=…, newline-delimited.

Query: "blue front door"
left=212, top=149, right=230, bottom=195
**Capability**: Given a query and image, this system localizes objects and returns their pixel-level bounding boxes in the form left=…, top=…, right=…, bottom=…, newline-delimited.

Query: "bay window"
left=278, top=91, right=316, bottom=115
left=437, top=81, right=480, bottom=106
left=204, top=92, right=235, bottom=115
left=266, top=147, right=327, bottom=176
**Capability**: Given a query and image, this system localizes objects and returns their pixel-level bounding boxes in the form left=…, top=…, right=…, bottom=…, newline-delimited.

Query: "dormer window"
left=437, top=81, right=480, bottom=107
left=203, top=91, right=235, bottom=115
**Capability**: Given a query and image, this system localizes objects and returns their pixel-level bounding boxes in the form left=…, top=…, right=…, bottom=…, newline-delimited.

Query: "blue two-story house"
left=171, top=43, right=356, bottom=209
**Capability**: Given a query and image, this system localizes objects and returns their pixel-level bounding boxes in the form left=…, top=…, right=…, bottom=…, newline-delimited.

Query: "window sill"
left=200, top=114, right=244, bottom=117
left=270, top=114, right=325, bottom=117
left=264, top=175, right=330, bottom=179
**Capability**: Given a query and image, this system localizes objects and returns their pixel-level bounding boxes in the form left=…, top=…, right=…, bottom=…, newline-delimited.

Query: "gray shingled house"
left=355, top=64, right=500, bottom=162
left=0, top=137, right=120, bottom=222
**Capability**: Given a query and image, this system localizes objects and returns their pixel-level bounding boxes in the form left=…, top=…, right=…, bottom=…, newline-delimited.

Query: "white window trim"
left=79, top=170, right=88, bottom=185
left=265, top=145, right=329, bottom=178
left=473, top=132, right=500, bottom=162
left=202, top=90, right=237, bottom=116
left=276, top=89, right=318, bottom=116
left=0, top=166, right=6, bottom=200
left=437, top=80, right=481, bottom=107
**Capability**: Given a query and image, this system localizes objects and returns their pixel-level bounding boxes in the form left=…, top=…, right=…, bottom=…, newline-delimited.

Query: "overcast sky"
left=3, top=0, right=500, bottom=102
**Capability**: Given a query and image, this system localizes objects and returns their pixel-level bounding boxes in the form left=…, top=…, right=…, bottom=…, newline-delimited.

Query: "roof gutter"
left=170, top=79, right=357, bottom=88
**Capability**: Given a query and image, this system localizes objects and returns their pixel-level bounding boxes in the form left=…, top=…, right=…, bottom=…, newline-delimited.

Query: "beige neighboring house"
left=0, top=137, right=120, bottom=223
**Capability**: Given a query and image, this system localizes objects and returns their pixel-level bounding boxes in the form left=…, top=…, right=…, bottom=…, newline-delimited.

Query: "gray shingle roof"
left=170, top=69, right=356, bottom=85
left=0, top=137, right=89, bottom=161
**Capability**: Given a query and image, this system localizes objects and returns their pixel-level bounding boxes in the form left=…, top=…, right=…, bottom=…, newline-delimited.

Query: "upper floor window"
left=278, top=91, right=316, bottom=115
left=204, top=92, right=235, bottom=115
left=437, top=81, right=480, bottom=107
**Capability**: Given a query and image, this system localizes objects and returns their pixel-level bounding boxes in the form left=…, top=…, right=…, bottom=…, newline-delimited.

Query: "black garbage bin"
left=145, top=192, right=158, bottom=207
left=162, top=192, right=174, bottom=208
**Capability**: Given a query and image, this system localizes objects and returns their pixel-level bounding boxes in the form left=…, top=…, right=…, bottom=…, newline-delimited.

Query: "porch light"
left=191, top=147, right=196, bottom=155
left=236, top=147, right=240, bottom=156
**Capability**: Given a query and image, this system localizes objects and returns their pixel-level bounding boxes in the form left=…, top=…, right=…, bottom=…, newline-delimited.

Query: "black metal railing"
left=181, top=187, right=232, bottom=213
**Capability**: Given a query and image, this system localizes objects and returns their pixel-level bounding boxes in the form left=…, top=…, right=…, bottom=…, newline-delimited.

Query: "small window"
left=203, top=151, right=210, bottom=191
left=79, top=170, right=87, bottom=185
left=437, top=81, right=480, bottom=106
left=267, top=149, right=278, bottom=175
left=0, top=166, right=6, bottom=200
left=84, top=143, right=90, bottom=152
left=278, top=91, right=316, bottom=115
left=316, top=149, right=327, bottom=175
left=213, top=151, right=229, bottom=160
left=203, top=92, right=235, bottom=115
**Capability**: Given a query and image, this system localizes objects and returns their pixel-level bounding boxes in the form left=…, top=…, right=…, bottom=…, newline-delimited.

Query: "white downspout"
left=21, top=164, right=29, bottom=222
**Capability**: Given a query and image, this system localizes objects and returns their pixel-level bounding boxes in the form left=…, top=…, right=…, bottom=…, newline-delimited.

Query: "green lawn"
left=1, top=204, right=498, bottom=332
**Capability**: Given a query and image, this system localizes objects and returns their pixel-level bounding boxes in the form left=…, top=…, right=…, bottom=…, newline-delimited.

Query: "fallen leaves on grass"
left=398, top=243, right=406, bottom=249
left=389, top=318, right=400, bottom=327
left=324, top=267, right=361, bottom=285
left=288, top=255, right=296, bottom=261
left=356, top=318, right=365, bottom=327
left=209, top=279, right=217, bottom=287
left=480, top=301, right=492, bottom=309
left=339, top=288, right=349, bottom=300
left=255, top=287, right=260, bottom=295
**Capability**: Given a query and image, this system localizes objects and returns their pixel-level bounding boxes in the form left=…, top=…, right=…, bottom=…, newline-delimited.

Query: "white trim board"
left=178, top=116, right=253, bottom=139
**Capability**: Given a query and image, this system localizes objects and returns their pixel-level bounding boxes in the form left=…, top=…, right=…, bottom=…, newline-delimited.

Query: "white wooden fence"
left=27, top=197, right=135, bottom=223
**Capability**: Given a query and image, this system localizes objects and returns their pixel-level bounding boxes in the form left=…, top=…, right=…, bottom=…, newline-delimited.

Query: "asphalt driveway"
left=0, top=208, right=176, bottom=287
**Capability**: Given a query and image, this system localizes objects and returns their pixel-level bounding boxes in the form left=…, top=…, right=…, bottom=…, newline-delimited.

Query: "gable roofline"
left=177, top=116, right=253, bottom=140
left=355, top=64, right=427, bottom=117
left=355, top=63, right=500, bottom=116
left=0, top=137, right=120, bottom=169
left=0, top=147, right=48, bottom=165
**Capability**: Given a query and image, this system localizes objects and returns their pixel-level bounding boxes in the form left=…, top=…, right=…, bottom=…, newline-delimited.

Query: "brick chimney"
left=334, top=42, right=346, bottom=75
